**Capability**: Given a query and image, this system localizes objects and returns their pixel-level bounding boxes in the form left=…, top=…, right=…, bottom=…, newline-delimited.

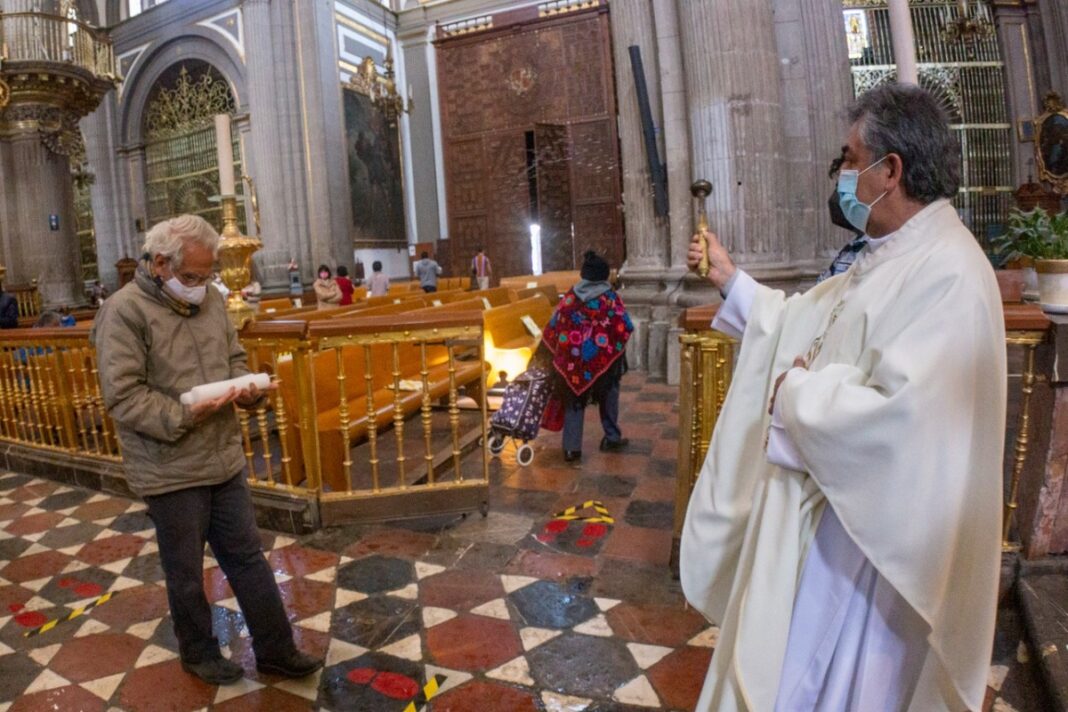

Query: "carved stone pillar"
left=676, top=0, right=789, bottom=269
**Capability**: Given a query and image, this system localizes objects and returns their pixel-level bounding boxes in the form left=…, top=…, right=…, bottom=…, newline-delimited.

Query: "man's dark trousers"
left=145, top=473, right=295, bottom=664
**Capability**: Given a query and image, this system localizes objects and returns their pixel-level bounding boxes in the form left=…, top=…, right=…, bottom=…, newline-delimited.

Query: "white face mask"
left=165, top=277, right=208, bottom=305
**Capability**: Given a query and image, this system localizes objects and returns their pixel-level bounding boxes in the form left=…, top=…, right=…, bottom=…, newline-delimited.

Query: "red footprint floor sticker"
left=347, top=668, right=420, bottom=700
left=9, top=603, right=47, bottom=629
left=57, top=577, right=103, bottom=598
left=535, top=502, right=614, bottom=556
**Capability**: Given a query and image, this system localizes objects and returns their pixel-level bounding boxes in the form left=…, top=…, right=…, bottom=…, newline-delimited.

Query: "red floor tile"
left=0, top=501, right=31, bottom=522
left=49, top=632, right=145, bottom=682
left=0, top=550, right=72, bottom=583
left=601, top=524, right=673, bottom=567
left=70, top=499, right=131, bottom=523
left=277, top=577, right=336, bottom=621
left=117, top=659, right=215, bottom=712
left=426, top=615, right=522, bottom=671
left=631, top=476, right=677, bottom=503
left=501, top=465, right=578, bottom=493
left=203, top=566, right=234, bottom=603
left=91, top=583, right=170, bottom=628
left=647, top=645, right=713, bottom=710
left=342, top=529, right=438, bottom=560
left=0, top=583, right=34, bottom=612
left=419, top=569, right=504, bottom=611
left=10, top=684, right=105, bottom=712
left=76, top=533, right=147, bottom=565
left=504, top=549, right=600, bottom=580
left=6, top=482, right=59, bottom=502
left=431, top=680, right=539, bottom=712
left=4, top=511, right=65, bottom=536
left=266, top=545, right=338, bottom=578
left=212, top=686, right=315, bottom=711
left=605, top=601, right=708, bottom=647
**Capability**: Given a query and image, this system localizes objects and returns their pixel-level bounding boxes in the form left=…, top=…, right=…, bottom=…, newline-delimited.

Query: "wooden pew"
left=516, top=285, right=559, bottom=306
left=483, top=294, right=555, bottom=350
left=259, top=297, right=294, bottom=313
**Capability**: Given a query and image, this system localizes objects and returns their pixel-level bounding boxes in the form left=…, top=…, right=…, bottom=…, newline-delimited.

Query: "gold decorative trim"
left=538, top=0, right=600, bottom=18
left=1034, top=92, right=1068, bottom=194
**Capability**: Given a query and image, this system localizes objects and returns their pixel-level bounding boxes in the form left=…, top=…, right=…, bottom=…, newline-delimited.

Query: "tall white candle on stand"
left=214, top=113, right=236, bottom=196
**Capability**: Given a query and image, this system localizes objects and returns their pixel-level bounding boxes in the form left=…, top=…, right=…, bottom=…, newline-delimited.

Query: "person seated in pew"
left=313, top=264, right=342, bottom=309
left=541, top=251, right=633, bottom=462
left=367, top=260, right=389, bottom=297
left=336, top=265, right=355, bottom=306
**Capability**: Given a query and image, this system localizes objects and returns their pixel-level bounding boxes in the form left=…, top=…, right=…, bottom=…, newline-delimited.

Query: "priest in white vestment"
left=680, top=83, right=1006, bottom=711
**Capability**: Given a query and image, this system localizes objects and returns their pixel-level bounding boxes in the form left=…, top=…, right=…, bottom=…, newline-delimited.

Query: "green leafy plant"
left=989, top=207, right=1068, bottom=263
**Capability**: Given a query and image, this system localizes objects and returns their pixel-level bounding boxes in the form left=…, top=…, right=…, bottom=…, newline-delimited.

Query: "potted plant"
left=990, top=207, right=1068, bottom=311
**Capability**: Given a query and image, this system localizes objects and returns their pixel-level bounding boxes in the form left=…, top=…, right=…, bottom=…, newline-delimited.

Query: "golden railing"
left=673, top=301, right=1052, bottom=570
left=0, top=313, right=491, bottom=526
left=6, top=281, right=41, bottom=319
left=0, top=11, right=116, bottom=79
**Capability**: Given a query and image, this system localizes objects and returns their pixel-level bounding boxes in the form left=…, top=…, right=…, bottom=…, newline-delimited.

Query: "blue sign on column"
left=49, top=215, right=59, bottom=231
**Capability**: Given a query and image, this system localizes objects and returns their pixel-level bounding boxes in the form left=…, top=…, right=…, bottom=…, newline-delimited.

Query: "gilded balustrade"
left=674, top=301, right=1053, bottom=571
left=0, top=314, right=491, bottom=526
left=0, top=11, right=116, bottom=79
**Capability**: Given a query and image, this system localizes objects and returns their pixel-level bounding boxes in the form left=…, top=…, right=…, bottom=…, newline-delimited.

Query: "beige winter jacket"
left=314, top=278, right=341, bottom=309
left=91, top=273, right=251, bottom=496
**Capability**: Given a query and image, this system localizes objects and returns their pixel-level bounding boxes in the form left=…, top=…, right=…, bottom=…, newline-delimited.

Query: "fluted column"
left=611, top=0, right=667, bottom=270
left=653, top=0, right=691, bottom=270
left=82, top=93, right=130, bottom=292
left=677, top=0, right=789, bottom=268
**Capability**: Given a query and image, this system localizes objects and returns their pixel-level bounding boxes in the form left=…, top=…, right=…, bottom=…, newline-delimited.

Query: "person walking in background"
left=414, top=251, right=442, bottom=293
left=368, top=260, right=390, bottom=297
left=541, top=251, right=632, bottom=463
left=0, top=287, right=19, bottom=329
left=472, top=246, right=492, bottom=290
left=313, top=264, right=342, bottom=309
left=336, top=265, right=355, bottom=305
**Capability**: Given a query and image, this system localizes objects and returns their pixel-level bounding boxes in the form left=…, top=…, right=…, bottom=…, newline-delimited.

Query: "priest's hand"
left=769, top=357, right=807, bottom=416
left=687, top=230, right=736, bottom=292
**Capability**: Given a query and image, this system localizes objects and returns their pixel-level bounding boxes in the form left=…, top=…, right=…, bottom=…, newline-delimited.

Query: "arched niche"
left=118, top=31, right=247, bottom=148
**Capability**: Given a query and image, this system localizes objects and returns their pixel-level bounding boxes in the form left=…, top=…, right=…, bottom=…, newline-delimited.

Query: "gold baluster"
left=74, top=347, right=102, bottom=454
left=26, top=347, right=52, bottom=446
left=256, top=399, right=274, bottom=486
left=7, top=348, right=31, bottom=442
left=60, top=348, right=91, bottom=452
left=43, top=344, right=74, bottom=449
left=447, top=343, right=461, bottom=482
left=237, top=407, right=256, bottom=482
left=270, top=355, right=294, bottom=486
left=364, top=344, right=380, bottom=492
left=419, top=341, right=434, bottom=485
left=392, top=341, right=406, bottom=489
left=0, top=347, right=19, bottom=440
left=478, top=327, right=490, bottom=484
left=335, top=347, right=353, bottom=492
left=1003, top=338, right=1041, bottom=551
left=291, top=342, right=320, bottom=491
left=87, top=349, right=119, bottom=456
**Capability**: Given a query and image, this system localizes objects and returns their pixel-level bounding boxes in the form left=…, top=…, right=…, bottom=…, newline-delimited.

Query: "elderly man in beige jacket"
left=92, top=215, right=322, bottom=686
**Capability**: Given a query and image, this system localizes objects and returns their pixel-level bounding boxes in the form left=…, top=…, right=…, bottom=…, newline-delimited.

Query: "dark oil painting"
left=343, top=87, right=406, bottom=244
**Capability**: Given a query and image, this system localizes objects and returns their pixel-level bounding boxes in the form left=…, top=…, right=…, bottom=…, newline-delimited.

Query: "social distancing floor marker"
left=552, top=500, right=614, bottom=524
left=403, top=673, right=447, bottom=712
left=22, top=591, right=116, bottom=638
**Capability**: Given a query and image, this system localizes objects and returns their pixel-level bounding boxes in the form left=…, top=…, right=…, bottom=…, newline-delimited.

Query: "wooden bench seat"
left=483, top=294, right=554, bottom=351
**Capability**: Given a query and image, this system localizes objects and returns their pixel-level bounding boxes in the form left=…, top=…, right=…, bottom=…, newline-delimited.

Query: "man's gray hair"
left=142, top=215, right=219, bottom=269
left=847, top=83, right=960, bottom=204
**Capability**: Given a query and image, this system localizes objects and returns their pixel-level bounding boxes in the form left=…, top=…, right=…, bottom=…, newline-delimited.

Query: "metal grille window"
left=142, top=62, right=244, bottom=233
left=842, top=0, right=1012, bottom=243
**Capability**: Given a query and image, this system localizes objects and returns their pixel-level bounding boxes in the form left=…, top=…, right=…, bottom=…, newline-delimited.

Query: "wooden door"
left=534, top=123, right=574, bottom=272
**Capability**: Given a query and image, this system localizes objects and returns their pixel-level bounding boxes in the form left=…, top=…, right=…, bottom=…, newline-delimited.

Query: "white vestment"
left=680, top=200, right=1006, bottom=711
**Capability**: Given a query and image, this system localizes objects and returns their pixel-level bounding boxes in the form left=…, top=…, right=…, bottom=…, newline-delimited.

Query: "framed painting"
left=342, top=85, right=407, bottom=245
left=1035, top=92, right=1068, bottom=194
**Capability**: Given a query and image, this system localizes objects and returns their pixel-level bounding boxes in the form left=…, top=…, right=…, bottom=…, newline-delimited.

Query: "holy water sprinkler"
left=690, top=179, right=713, bottom=278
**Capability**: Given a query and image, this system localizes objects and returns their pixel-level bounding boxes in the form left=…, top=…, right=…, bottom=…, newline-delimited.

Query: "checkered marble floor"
left=0, top=376, right=1048, bottom=711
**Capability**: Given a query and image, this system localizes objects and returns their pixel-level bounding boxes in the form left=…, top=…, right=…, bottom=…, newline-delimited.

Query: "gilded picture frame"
left=1034, top=92, right=1068, bottom=195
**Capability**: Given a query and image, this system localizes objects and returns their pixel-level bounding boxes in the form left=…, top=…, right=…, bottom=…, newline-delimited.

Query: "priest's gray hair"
left=847, top=83, right=960, bottom=204
left=142, top=215, right=220, bottom=269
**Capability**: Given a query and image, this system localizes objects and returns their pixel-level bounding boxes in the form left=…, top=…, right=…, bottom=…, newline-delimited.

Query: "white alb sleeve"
left=766, top=369, right=806, bottom=472
left=710, top=270, right=757, bottom=340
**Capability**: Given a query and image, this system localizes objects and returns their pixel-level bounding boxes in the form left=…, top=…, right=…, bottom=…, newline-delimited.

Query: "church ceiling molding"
left=196, top=9, right=245, bottom=62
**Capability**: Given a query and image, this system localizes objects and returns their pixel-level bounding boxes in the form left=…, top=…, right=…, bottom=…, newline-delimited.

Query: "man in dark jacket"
left=92, top=215, right=322, bottom=686
left=0, top=289, right=19, bottom=328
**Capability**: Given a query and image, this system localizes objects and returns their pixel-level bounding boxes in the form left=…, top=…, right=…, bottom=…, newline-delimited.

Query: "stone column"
left=399, top=28, right=442, bottom=245
left=653, top=0, right=691, bottom=272
left=117, top=145, right=148, bottom=258
left=994, top=4, right=1042, bottom=187
left=243, top=0, right=310, bottom=290
left=676, top=0, right=789, bottom=269
left=82, top=92, right=131, bottom=292
left=0, top=123, right=83, bottom=305
left=1036, top=0, right=1068, bottom=97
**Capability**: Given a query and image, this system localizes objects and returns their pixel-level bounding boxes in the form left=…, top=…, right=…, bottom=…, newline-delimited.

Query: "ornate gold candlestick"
left=690, top=180, right=713, bottom=278
left=217, top=195, right=261, bottom=330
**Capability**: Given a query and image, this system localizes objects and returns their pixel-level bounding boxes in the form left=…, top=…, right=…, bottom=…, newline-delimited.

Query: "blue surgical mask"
left=837, top=156, right=889, bottom=234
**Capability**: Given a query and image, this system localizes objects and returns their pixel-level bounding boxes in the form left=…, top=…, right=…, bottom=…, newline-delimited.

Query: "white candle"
left=214, top=113, right=236, bottom=196
left=180, top=372, right=270, bottom=406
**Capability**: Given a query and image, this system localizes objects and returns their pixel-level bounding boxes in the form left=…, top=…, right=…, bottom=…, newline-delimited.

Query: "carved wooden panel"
left=535, top=123, right=574, bottom=272
left=437, top=7, right=622, bottom=276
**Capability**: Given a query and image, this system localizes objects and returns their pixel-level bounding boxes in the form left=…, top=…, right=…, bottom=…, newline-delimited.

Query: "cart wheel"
left=489, top=434, right=506, bottom=455
left=516, top=444, right=534, bottom=467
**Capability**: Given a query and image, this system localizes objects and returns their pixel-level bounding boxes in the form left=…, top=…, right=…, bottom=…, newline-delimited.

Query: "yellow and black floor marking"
left=403, top=673, right=447, bottom=712
left=552, top=499, right=614, bottom=524
left=22, top=591, right=116, bottom=638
